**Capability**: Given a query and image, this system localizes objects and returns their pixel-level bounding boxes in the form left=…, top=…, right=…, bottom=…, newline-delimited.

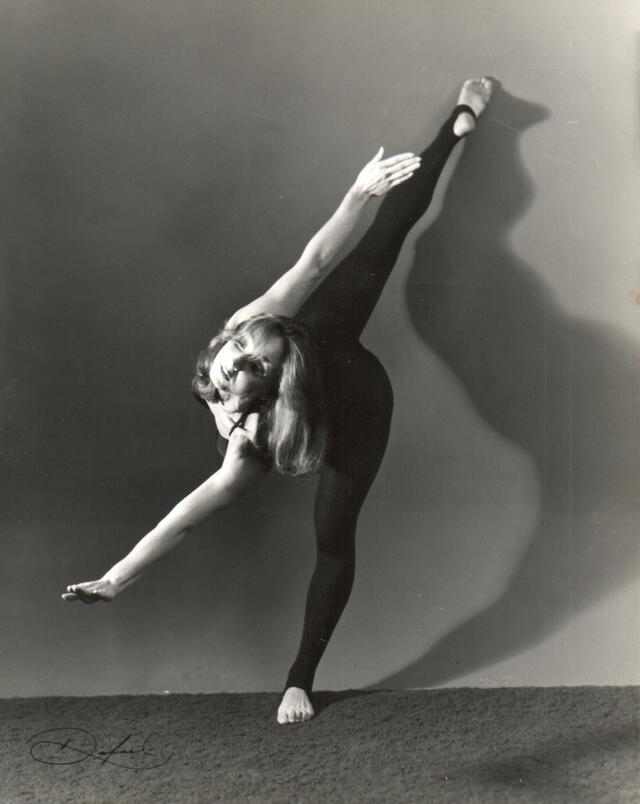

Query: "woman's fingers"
left=370, top=167, right=418, bottom=195
left=386, top=162, right=419, bottom=182
left=355, top=150, right=420, bottom=197
left=379, top=152, right=420, bottom=167
left=367, top=161, right=418, bottom=195
left=380, top=157, right=420, bottom=184
left=388, top=172, right=415, bottom=190
left=63, top=581, right=105, bottom=604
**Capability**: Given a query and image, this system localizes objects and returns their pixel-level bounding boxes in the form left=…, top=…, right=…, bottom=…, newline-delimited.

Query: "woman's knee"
left=313, top=516, right=357, bottom=557
left=313, top=543, right=356, bottom=582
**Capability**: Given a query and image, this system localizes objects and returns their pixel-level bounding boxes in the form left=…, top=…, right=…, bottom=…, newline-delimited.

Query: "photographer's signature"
left=26, top=728, right=174, bottom=769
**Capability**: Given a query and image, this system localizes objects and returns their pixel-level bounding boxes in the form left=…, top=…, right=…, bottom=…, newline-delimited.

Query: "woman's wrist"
left=100, top=572, right=124, bottom=596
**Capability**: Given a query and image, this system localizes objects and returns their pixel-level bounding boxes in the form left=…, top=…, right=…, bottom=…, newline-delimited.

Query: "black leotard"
left=282, top=106, right=473, bottom=694
left=195, top=105, right=474, bottom=695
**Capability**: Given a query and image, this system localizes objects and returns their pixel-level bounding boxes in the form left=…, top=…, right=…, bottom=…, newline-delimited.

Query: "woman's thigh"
left=314, top=343, right=394, bottom=552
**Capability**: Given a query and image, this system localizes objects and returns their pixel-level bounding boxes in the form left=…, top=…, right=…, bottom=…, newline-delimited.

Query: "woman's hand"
left=62, top=578, right=117, bottom=604
left=352, top=148, right=421, bottom=198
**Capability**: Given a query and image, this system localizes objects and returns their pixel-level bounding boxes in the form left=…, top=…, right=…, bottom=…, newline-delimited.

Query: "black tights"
left=285, top=107, right=468, bottom=694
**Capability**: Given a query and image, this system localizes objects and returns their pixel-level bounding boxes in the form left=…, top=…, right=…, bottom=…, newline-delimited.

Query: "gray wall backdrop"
left=2, top=0, right=638, bottom=695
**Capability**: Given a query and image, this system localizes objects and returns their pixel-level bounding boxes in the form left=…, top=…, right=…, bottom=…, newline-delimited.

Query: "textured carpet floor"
left=0, top=688, right=637, bottom=803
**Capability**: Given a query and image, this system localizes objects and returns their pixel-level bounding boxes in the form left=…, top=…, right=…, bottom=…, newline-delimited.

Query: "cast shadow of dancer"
left=376, top=83, right=640, bottom=689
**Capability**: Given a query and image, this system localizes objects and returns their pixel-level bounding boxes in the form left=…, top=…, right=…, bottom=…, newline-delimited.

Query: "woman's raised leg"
left=297, top=78, right=492, bottom=344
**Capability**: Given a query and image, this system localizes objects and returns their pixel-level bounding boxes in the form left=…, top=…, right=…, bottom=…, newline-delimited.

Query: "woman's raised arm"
left=62, top=433, right=269, bottom=603
left=226, top=148, right=421, bottom=326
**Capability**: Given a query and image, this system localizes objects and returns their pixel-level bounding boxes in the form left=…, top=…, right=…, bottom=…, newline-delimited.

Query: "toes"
left=276, top=706, right=297, bottom=725
left=293, top=708, right=310, bottom=722
left=276, top=706, right=310, bottom=724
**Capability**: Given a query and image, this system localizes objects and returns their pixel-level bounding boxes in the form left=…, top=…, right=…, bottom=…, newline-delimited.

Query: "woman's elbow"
left=310, top=250, right=331, bottom=274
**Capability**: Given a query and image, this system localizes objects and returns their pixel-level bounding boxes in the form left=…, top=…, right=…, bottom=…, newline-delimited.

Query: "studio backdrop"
left=1, top=0, right=638, bottom=695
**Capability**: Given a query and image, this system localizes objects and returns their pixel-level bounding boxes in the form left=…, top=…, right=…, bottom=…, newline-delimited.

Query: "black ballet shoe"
left=451, top=103, right=477, bottom=138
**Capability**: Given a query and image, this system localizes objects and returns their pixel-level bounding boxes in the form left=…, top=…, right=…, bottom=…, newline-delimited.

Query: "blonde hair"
left=192, top=314, right=327, bottom=476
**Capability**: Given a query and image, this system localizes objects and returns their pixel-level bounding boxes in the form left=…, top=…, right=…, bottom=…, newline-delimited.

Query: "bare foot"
left=453, top=77, right=493, bottom=137
left=277, top=686, right=314, bottom=724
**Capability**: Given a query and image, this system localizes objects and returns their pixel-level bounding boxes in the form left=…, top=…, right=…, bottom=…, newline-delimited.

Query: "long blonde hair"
left=192, top=314, right=327, bottom=476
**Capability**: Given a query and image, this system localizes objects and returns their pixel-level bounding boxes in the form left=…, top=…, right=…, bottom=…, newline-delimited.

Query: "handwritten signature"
left=25, top=728, right=174, bottom=769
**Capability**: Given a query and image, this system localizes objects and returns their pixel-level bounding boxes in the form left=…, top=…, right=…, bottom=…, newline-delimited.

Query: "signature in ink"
left=25, top=728, right=174, bottom=769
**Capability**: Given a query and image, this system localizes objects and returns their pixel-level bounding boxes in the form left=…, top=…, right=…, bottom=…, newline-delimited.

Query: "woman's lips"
left=215, top=384, right=231, bottom=402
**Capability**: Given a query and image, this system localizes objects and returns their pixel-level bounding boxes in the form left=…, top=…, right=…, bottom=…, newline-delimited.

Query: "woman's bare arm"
left=227, top=148, right=421, bottom=326
left=62, top=433, right=268, bottom=603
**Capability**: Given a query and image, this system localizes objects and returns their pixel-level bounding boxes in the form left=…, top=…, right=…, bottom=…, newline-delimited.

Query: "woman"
left=64, top=78, right=493, bottom=724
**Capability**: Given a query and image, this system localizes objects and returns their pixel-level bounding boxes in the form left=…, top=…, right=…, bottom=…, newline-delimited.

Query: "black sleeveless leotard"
left=194, top=104, right=474, bottom=695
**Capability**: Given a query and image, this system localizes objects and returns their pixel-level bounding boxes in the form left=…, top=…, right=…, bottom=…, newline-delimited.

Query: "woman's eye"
left=251, top=362, right=266, bottom=376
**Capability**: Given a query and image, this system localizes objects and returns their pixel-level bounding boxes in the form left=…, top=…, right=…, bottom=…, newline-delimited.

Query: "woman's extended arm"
left=62, top=433, right=268, bottom=603
left=227, top=148, right=421, bottom=326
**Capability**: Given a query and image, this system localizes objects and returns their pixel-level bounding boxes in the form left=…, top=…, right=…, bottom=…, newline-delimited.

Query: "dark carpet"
left=1, top=688, right=638, bottom=803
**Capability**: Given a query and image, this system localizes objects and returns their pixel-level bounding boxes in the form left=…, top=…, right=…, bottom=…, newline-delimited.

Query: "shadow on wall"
left=376, top=82, right=640, bottom=688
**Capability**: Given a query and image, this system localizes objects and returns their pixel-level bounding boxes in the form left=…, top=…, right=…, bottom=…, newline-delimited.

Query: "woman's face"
left=210, top=330, right=285, bottom=413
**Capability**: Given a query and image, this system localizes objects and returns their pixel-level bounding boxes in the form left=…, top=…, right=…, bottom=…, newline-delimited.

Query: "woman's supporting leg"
left=278, top=346, right=393, bottom=723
